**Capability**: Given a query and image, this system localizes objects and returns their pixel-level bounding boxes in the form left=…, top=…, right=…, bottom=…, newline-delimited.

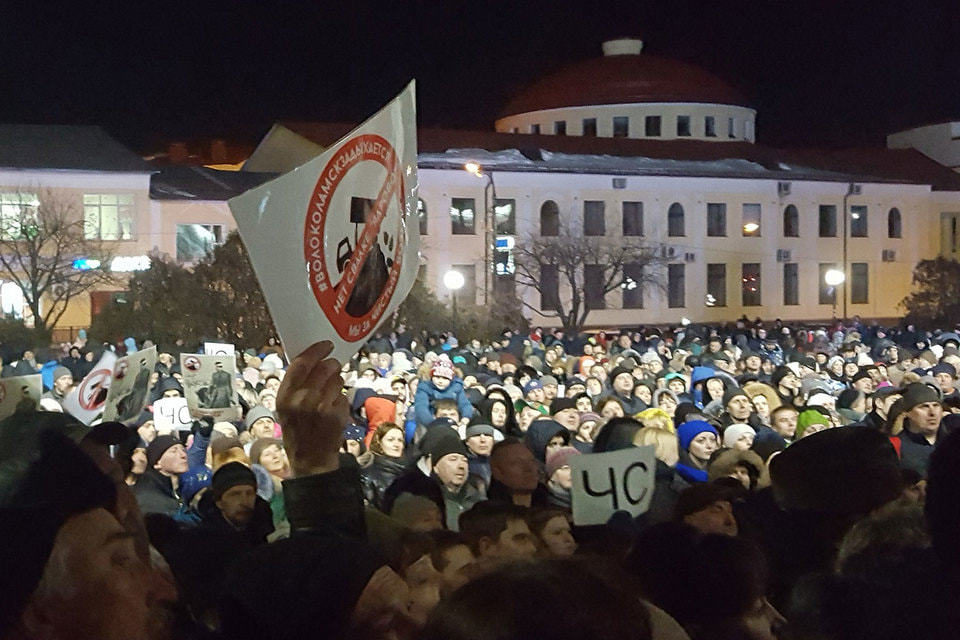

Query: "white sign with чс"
left=153, top=397, right=193, bottom=432
left=570, top=445, right=656, bottom=526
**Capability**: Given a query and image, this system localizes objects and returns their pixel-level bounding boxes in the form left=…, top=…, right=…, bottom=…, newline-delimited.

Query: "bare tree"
left=0, top=189, right=115, bottom=336
left=513, top=224, right=664, bottom=334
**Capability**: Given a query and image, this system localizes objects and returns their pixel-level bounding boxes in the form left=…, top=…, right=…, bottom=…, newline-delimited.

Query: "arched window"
left=783, top=205, right=799, bottom=237
left=668, top=203, right=685, bottom=237
left=417, top=199, right=427, bottom=235
left=540, top=200, right=560, bottom=236
left=888, top=207, right=902, bottom=238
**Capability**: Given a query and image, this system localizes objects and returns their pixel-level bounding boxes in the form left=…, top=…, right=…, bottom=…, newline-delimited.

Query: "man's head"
left=770, top=405, right=798, bottom=439
left=146, top=435, right=188, bottom=476
left=433, top=398, right=460, bottom=423
left=931, top=362, right=957, bottom=393
left=429, top=530, right=475, bottom=597
left=723, top=389, right=754, bottom=421
left=610, top=367, right=635, bottom=395
left=540, top=375, right=559, bottom=402
left=550, top=397, right=580, bottom=432
left=430, top=436, right=470, bottom=491
left=212, top=462, right=257, bottom=527
left=901, top=383, right=944, bottom=438
left=459, top=502, right=537, bottom=561
left=52, top=366, right=74, bottom=395
left=522, top=380, right=545, bottom=404
left=244, top=406, right=276, bottom=439
left=465, top=424, right=495, bottom=457
left=490, top=439, right=539, bottom=494
left=675, top=484, right=738, bottom=536
left=515, top=402, right=542, bottom=432
left=851, top=370, right=875, bottom=394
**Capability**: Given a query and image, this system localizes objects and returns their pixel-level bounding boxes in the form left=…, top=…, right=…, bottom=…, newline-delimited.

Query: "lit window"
left=850, top=205, right=868, bottom=237
left=613, top=117, right=629, bottom=138
left=494, top=199, right=516, bottom=235
left=623, top=262, right=644, bottom=309
left=645, top=116, right=661, bottom=137
left=176, top=223, right=223, bottom=262
left=83, top=194, right=134, bottom=240
left=741, top=263, right=761, bottom=306
left=0, top=192, right=38, bottom=240
left=742, top=203, right=761, bottom=236
left=450, top=198, right=476, bottom=235
left=677, top=116, right=691, bottom=137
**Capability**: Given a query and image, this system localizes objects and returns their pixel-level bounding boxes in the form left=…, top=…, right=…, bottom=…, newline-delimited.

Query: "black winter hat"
left=609, top=366, right=635, bottom=386
left=146, top=434, right=181, bottom=468
left=427, top=431, right=469, bottom=463
left=674, top=482, right=738, bottom=519
left=722, top=387, right=749, bottom=408
left=550, top=397, right=578, bottom=414
left=211, top=462, right=257, bottom=498
left=900, top=382, right=941, bottom=412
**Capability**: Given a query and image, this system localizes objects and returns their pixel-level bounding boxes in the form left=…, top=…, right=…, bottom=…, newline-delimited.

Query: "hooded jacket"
left=413, top=377, right=474, bottom=427
left=524, top=419, right=568, bottom=463
left=362, top=396, right=398, bottom=447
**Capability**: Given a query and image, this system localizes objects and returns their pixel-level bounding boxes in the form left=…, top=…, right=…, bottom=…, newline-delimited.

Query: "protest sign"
left=204, top=342, right=235, bottom=357
left=62, top=351, right=117, bottom=425
left=153, top=397, right=193, bottom=432
left=0, top=374, right=42, bottom=420
left=570, top=446, right=656, bottom=526
left=180, top=353, right=241, bottom=422
left=103, top=346, right=157, bottom=423
left=229, top=81, right=419, bottom=363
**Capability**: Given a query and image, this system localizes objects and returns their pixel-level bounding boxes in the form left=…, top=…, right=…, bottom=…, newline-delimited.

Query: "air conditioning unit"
left=776, top=249, right=792, bottom=262
left=684, top=252, right=696, bottom=263
left=849, top=184, right=863, bottom=195
left=882, top=249, right=896, bottom=262
left=660, top=246, right=676, bottom=259
left=777, top=181, right=791, bottom=197
left=612, top=178, right=627, bottom=189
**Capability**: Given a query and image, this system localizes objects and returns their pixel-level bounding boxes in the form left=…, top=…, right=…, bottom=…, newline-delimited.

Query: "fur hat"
left=708, top=448, right=768, bottom=489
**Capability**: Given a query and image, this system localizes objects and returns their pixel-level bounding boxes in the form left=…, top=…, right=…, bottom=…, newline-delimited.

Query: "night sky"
left=2, top=1, right=958, bottom=153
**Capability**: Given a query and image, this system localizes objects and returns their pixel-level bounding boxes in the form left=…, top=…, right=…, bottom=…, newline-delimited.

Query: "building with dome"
left=243, top=37, right=960, bottom=328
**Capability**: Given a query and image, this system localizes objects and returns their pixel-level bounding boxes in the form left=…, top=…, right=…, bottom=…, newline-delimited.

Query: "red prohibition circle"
left=304, top=133, right=406, bottom=342
left=78, top=369, right=111, bottom=411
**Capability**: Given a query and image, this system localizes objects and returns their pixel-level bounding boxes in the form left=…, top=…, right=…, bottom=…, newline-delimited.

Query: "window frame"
left=706, top=263, right=727, bottom=307
left=742, top=203, right=761, bottom=237
left=707, top=202, right=727, bottom=237
left=583, top=200, right=606, bottom=236
left=819, top=205, right=837, bottom=237
left=540, top=200, right=560, bottom=237
left=783, top=263, right=799, bottom=306
left=850, top=205, right=868, bottom=238
left=622, top=201, right=643, bottom=236
left=645, top=115, right=662, bottom=137
left=668, top=264, right=685, bottom=308
left=175, top=223, right=224, bottom=263
left=582, top=118, right=597, bottom=137
left=668, top=203, right=685, bottom=237
left=888, top=207, right=902, bottom=239
left=741, top=263, right=761, bottom=307
left=783, top=204, right=799, bottom=237
left=450, top=197, right=477, bottom=235
left=83, top=193, right=135, bottom=241
left=677, top=115, right=691, bottom=137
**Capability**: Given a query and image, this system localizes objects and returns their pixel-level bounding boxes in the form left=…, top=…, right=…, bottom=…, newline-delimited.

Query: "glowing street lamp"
left=444, top=269, right=465, bottom=322
left=824, top=269, right=845, bottom=319
left=464, top=162, right=483, bottom=178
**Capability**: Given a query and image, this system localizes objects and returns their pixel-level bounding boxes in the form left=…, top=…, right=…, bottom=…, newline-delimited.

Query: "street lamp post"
left=824, top=268, right=845, bottom=321
left=443, top=269, right=465, bottom=325
left=464, top=162, right=496, bottom=305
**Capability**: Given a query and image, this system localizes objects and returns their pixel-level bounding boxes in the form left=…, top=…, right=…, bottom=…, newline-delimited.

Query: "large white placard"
left=180, top=353, right=241, bottom=422
left=103, top=347, right=157, bottom=423
left=570, top=446, right=656, bottom=526
left=62, top=351, right=118, bottom=425
left=0, top=374, right=42, bottom=420
left=153, top=397, right=193, bottom=432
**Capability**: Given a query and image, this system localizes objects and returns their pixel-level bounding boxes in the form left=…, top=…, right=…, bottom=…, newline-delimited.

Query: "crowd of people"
left=4, top=317, right=960, bottom=639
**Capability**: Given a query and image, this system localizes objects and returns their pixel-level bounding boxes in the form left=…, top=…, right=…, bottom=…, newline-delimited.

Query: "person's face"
left=780, top=373, right=799, bottom=391
left=28, top=508, right=157, bottom=640
left=751, top=394, right=770, bottom=417
left=936, top=372, right=956, bottom=391
left=575, top=396, right=593, bottom=412
left=902, top=479, right=927, bottom=503
left=466, top=433, right=494, bottom=456
left=546, top=434, right=566, bottom=457
left=263, top=376, right=281, bottom=393
left=432, top=375, right=452, bottom=391
left=878, top=393, right=901, bottom=419
left=740, top=597, right=786, bottom=640
left=435, top=406, right=460, bottom=422
left=391, top=381, right=407, bottom=403
left=853, top=377, right=875, bottom=393
left=54, top=374, right=73, bottom=394
left=746, top=355, right=761, bottom=371
left=706, top=379, right=725, bottom=401
left=761, top=360, right=774, bottom=374
left=830, top=360, right=843, bottom=375
left=733, top=432, right=755, bottom=451
left=542, top=383, right=558, bottom=401
left=518, top=406, right=540, bottom=431
left=577, top=420, right=596, bottom=442
left=566, top=384, right=584, bottom=398
left=554, top=408, right=579, bottom=431
left=251, top=417, right=275, bottom=439
left=636, top=385, right=652, bottom=405
left=485, top=518, right=537, bottom=560
left=149, top=371, right=160, bottom=387
left=683, top=500, right=738, bottom=536
left=550, top=465, right=573, bottom=490
left=667, top=379, right=685, bottom=395
left=438, top=544, right=475, bottom=597
left=362, top=369, right=377, bottom=381
left=434, top=453, right=469, bottom=489
left=216, top=484, right=256, bottom=526
left=156, top=444, right=188, bottom=475
left=586, top=379, right=602, bottom=396
left=137, top=421, right=156, bottom=443
left=540, top=515, right=577, bottom=556
left=658, top=395, right=677, bottom=416
left=772, top=409, right=798, bottom=437
left=601, top=401, right=624, bottom=419
left=344, top=439, right=362, bottom=457
left=259, top=444, right=286, bottom=474
left=377, top=353, right=391, bottom=369
left=528, top=387, right=545, bottom=403
left=727, top=395, right=753, bottom=420
left=162, top=388, right=181, bottom=399
left=491, top=444, right=539, bottom=492
left=908, top=401, right=944, bottom=436
left=844, top=363, right=860, bottom=378
left=729, top=464, right=752, bottom=490
left=380, top=428, right=405, bottom=458
left=402, top=554, right=442, bottom=628
left=260, top=393, right=277, bottom=412
left=130, top=448, right=147, bottom=475
left=590, top=365, right=606, bottom=381
left=491, top=401, right=508, bottom=427
left=612, top=373, right=633, bottom=395
left=688, top=432, right=718, bottom=463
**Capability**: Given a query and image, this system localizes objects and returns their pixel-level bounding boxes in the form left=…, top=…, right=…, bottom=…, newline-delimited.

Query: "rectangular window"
left=452, top=264, right=476, bottom=304
left=819, top=205, right=837, bottom=237
left=742, top=203, right=761, bottom=236
left=613, top=116, right=629, bottom=138
left=668, top=264, right=685, bottom=308
left=494, top=198, right=516, bottom=235
left=706, top=263, right=727, bottom=307
left=707, top=203, right=727, bottom=237
left=622, top=262, right=644, bottom=309
left=851, top=262, right=869, bottom=304
left=540, top=264, right=559, bottom=311
left=645, top=115, right=661, bottom=137
left=0, top=192, right=38, bottom=240
left=582, top=118, right=597, bottom=136
left=705, top=116, right=716, bottom=137
left=850, top=205, right=868, bottom=237
left=176, top=223, right=223, bottom=263
left=728, top=117, right=736, bottom=138
left=783, top=263, right=799, bottom=306
left=742, top=263, right=761, bottom=306
left=819, top=263, right=839, bottom=305
left=530, top=124, right=540, bottom=134
left=585, top=264, right=606, bottom=309
left=554, top=121, right=566, bottom=135
left=83, top=193, right=134, bottom=240
left=677, top=115, right=691, bottom=137
left=622, top=201, right=643, bottom=236
left=584, top=201, right=605, bottom=236
left=450, top=197, right=476, bottom=235
left=418, top=199, right=428, bottom=235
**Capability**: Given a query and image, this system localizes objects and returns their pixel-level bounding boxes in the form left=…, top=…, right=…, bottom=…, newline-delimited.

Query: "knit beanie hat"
left=579, top=411, right=602, bottom=426
left=900, top=382, right=941, bottom=412
left=342, top=424, right=366, bottom=442
left=837, top=388, right=862, bottom=410
left=244, top=406, right=276, bottom=430
left=465, top=424, right=496, bottom=438
left=721, top=387, right=749, bottom=409
left=211, top=461, right=257, bottom=498
left=545, top=446, right=581, bottom=479
left=795, top=409, right=830, bottom=439
left=431, top=356, right=455, bottom=380
left=146, top=434, right=181, bottom=468
left=609, top=366, right=635, bottom=386
left=427, top=431, right=469, bottom=463
left=930, top=362, right=957, bottom=378
left=249, top=437, right=283, bottom=466
left=722, top=423, right=757, bottom=449
left=52, top=366, right=72, bottom=382
left=677, top=420, right=719, bottom=451
left=806, top=393, right=835, bottom=408
left=550, top=397, right=578, bottom=415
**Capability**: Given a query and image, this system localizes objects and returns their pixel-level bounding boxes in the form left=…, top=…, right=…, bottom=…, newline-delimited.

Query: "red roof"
left=500, top=53, right=750, bottom=117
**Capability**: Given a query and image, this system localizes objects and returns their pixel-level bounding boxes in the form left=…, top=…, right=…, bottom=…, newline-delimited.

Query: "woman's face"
left=706, top=378, right=725, bottom=401
left=689, top=431, right=718, bottom=463
left=636, top=385, right=652, bottom=405
left=830, top=360, right=843, bottom=375
left=260, top=444, right=286, bottom=474
left=601, top=401, right=624, bottom=419
left=658, top=395, right=677, bottom=417
left=751, top=394, right=770, bottom=417
left=540, top=515, right=577, bottom=557
left=546, top=435, right=566, bottom=456
left=575, top=396, right=593, bottom=412
left=260, top=393, right=277, bottom=412
left=490, top=401, right=508, bottom=427
left=844, top=363, right=860, bottom=378
left=380, top=428, right=405, bottom=458
left=578, top=421, right=596, bottom=443
left=733, top=433, right=755, bottom=451
left=344, top=440, right=362, bottom=457
left=586, top=379, right=602, bottom=396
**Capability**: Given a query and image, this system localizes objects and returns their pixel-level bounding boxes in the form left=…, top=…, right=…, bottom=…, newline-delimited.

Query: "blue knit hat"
left=677, top=420, right=719, bottom=452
